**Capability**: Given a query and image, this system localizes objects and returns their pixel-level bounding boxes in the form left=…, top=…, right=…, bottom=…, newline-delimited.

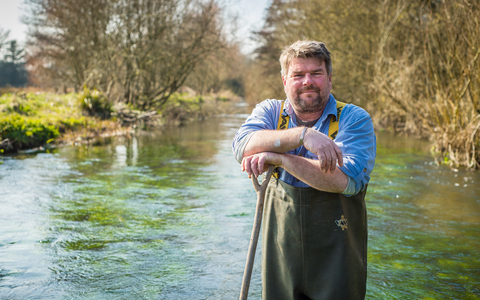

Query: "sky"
left=0, top=0, right=270, bottom=55
left=0, top=0, right=29, bottom=44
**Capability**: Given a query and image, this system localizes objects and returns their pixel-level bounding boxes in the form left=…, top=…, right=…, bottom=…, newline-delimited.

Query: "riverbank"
left=0, top=88, right=241, bottom=155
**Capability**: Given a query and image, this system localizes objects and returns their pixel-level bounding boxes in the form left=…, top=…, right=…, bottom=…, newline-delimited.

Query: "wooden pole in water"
left=239, top=165, right=275, bottom=300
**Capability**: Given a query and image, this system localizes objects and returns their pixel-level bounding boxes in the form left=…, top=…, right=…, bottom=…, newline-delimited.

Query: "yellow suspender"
left=276, top=101, right=290, bottom=130
left=328, top=101, right=346, bottom=140
left=273, top=100, right=346, bottom=179
left=276, top=100, right=347, bottom=140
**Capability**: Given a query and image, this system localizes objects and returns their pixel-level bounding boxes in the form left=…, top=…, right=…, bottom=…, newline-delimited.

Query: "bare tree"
left=372, top=0, right=480, bottom=167
left=251, top=0, right=480, bottom=167
left=249, top=0, right=380, bottom=106
left=185, top=43, right=245, bottom=96
left=25, top=0, right=226, bottom=108
left=0, top=28, right=10, bottom=54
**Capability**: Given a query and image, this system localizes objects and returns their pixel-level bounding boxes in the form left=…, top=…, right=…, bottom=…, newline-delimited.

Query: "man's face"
left=282, top=57, right=332, bottom=115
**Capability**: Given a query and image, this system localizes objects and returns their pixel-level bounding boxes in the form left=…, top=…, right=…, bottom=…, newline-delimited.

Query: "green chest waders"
left=262, top=100, right=368, bottom=299
left=262, top=179, right=368, bottom=300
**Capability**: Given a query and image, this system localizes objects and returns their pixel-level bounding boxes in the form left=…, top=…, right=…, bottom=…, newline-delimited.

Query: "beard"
left=290, top=85, right=329, bottom=113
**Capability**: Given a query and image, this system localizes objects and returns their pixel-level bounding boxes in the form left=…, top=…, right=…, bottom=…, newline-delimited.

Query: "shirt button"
left=363, top=168, right=367, bottom=172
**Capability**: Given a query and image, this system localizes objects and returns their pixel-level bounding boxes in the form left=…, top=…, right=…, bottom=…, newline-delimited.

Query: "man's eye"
left=294, top=74, right=303, bottom=78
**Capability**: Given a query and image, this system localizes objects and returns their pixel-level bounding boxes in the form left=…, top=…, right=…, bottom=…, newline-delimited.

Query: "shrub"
left=161, top=93, right=205, bottom=125
left=0, top=115, right=59, bottom=150
left=7, top=101, right=33, bottom=115
left=78, top=87, right=112, bottom=119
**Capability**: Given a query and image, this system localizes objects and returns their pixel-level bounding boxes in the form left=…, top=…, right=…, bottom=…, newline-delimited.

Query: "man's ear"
left=282, top=76, right=288, bottom=94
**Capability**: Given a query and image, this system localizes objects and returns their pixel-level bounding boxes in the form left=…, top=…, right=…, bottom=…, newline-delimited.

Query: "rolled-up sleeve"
left=232, top=98, right=376, bottom=194
left=232, top=99, right=281, bottom=163
left=336, top=105, right=376, bottom=195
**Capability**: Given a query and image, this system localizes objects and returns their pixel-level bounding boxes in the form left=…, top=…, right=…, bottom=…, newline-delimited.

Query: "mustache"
left=297, top=85, right=321, bottom=93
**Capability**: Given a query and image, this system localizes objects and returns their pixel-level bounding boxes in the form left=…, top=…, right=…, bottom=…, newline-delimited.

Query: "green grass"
left=0, top=91, right=103, bottom=152
left=0, top=90, right=215, bottom=153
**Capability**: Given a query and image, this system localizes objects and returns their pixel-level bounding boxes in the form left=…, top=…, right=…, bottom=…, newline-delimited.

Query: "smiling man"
left=232, top=41, right=376, bottom=299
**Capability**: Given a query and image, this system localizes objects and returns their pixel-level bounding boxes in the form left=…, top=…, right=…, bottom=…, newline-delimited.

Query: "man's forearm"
left=243, top=127, right=343, bottom=173
left=242, top=151, right=348, bottom=193
left=243, top=128, right=305, bottom=157
left=280, top=153, right=348, bottom=193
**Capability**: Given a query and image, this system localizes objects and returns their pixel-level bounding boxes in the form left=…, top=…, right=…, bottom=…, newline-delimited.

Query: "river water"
left=0, top=109, right=479, bottom=299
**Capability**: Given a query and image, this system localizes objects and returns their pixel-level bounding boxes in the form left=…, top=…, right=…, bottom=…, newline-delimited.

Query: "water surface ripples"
left=1, top=117, right=479, bottom=299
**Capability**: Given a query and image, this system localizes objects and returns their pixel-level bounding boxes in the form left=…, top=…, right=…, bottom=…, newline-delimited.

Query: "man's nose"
left=303, top=73, right=313, bottom=85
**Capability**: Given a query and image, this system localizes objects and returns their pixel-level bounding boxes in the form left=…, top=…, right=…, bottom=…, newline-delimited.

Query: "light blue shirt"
left=232, top=95, right=376, bottom=196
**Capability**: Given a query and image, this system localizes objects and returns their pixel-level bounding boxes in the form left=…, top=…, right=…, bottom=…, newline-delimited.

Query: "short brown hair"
left=280, top=41, right=332, bottom=77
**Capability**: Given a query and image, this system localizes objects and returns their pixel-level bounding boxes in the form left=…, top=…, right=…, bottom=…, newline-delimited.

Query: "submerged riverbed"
left=1, top=112, right=479, bottom=299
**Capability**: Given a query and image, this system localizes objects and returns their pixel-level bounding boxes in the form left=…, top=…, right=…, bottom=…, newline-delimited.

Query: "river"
left=1, top=107, right=479, bottom=299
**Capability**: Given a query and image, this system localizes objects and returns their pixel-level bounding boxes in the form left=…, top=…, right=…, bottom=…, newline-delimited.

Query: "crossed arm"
left=241, top=127, right=348, bottom=193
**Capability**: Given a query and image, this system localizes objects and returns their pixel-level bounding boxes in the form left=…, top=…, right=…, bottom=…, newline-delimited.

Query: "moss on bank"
left=0, top=89, right=233, bottom=154
left=0, top=91, right=119, bottom=152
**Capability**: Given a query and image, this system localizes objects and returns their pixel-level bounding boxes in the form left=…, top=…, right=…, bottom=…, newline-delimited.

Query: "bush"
left=161, top=93, right=205, bottom=125
left=0, top=115, right=59, bottom=150
left=78, top=87, right=112, bottom=119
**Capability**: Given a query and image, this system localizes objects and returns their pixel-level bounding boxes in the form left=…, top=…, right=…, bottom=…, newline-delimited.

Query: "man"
left=232, top=41, right=376, bottom=299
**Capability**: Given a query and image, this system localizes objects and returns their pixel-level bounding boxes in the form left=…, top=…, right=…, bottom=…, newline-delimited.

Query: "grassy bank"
left=0, top=90, right=128, bottom=153
left=0, top=88, right=238, bottom=155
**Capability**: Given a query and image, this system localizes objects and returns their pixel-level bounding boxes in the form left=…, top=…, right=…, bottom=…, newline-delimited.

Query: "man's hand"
left=242, top=152, right=282, bottom=178
left=303, top=128, right=343, bottom=172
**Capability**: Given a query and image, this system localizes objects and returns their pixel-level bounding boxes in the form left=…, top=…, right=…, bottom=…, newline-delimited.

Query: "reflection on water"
left=0, top=119, right=479, bottom=299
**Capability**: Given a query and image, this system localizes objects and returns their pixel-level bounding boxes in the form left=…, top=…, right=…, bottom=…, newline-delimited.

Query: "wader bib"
left=262, top=100, right=367, bottom=299
left=262, top=179, right=368, bottom=300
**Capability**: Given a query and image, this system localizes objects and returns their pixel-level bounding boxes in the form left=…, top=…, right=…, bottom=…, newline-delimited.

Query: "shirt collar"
left=283, top=98, right=294, bottom=116
left=323, top=94, right=338, bottom=120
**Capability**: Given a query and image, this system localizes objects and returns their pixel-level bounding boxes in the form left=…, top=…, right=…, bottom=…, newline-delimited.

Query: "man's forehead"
left=288, top=58, right=325, bottom=72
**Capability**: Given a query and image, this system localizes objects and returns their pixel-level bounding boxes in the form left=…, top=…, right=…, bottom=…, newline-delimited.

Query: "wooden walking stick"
left=239, top=165, right=275, bottom=300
